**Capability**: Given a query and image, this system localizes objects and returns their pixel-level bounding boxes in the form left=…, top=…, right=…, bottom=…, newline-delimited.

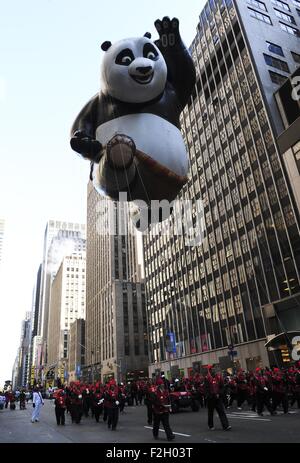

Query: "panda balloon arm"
left=70, top=131, right=102, bottom=161
left=70, top=94, right=103, bottom=162
left=154, top=16, right=196, bottom=108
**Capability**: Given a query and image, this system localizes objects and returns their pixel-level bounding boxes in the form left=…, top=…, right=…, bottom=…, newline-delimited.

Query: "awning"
left=265, top=331, right=300, bottom=349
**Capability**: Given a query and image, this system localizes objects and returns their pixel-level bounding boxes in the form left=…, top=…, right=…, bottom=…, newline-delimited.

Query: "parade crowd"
left=1, top=363, right=300, bottom=440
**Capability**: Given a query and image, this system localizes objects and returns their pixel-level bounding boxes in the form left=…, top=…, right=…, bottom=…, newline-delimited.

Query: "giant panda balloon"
left=70, top=17, right=196, bottom=223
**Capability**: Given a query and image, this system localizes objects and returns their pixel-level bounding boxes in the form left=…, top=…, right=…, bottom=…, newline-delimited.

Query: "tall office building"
left=29, top=264, right=42, bottom=384
left=86, top=183, right=148, bottom=382
left=275, top=66, right=300, bottom=214
left=14, top=313, right=32, bottom=388
left=37, top=220, right=86, bottom=369
left=68, top=318, right=85, bottom=383
left=47, top=251, right=86, bottom=383
left=144, top=0, right=300, bottom=377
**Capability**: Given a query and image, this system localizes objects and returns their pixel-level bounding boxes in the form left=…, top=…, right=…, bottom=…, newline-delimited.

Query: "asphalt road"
left=0, top=400, right=299, bottom=443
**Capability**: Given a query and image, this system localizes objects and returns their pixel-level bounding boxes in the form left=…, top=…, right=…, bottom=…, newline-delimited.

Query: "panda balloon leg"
left=93, top=134, right=137, bottom=199
left=106, top=134, right=136, bottom=170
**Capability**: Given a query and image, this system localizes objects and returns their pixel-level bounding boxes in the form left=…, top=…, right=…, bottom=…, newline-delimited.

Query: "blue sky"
left=0, top=0, right=205, bottom=386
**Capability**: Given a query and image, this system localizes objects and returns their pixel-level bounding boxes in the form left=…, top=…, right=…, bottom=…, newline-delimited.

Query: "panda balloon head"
left=100, top=33, right=168, bottom=104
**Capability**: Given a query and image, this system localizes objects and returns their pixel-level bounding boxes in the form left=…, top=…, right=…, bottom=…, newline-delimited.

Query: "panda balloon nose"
left=129, top=59, right=154, bottom=85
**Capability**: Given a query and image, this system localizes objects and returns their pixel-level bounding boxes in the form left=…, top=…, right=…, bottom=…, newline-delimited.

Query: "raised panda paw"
left=70, top=130, right=102, bottom=162
left=106, top=134, right=136, bottom=170
left=154, top=16, right=181, bottom=49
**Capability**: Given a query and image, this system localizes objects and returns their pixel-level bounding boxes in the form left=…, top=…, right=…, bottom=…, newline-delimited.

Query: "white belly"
left=95, top=113, right=189, bottom=177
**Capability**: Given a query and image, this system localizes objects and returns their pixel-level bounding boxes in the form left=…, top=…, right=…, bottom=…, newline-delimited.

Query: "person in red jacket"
left=204, top=366, right=231, bottom=431
left=271, top=368, right=288, bottom=414
left=236, top=369, right=249, bottom=410
left=92, top=388, right=103, bottom=422
left=290, top=367, right=300, bottom=409
left=253, top=368, right=274, bottom=416
left=151, top=377, right=175, bottom=441
left=54, top=390, right=66, bottom=425
left=104, top=380, right=122, bottom=430
left=144, top=380, right=156, bottom=425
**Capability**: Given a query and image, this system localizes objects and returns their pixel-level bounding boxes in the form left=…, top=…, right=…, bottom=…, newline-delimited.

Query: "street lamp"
left=114, top=359, right=125, bottom=383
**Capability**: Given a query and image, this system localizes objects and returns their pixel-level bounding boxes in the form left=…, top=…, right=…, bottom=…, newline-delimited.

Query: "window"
left=292, top=141, right=300, bottom=174
left=248, top=7, right=272, bottom=23
left=266, top=41, right=284, bottom=56
left=271, top=0, right=290, bottom=11
left=247, top=0, right=267, bottom=10
left=291, top=51, right=300, bottom=64
left=269, top=70, right=287, bottom=85
left=274, top=9, right=296, bottom=24
left=279, top=22, right=300, bottom=36
left=263, top=54, right=290, bottom=72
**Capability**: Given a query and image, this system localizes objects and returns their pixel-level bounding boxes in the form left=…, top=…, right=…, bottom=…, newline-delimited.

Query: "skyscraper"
left=29, top=264, right=42, bottom=384
left=86, top=183, right=148, bottom=382
left=36, top=220, right=86, bottom=369
left=14, top=312, right=32, bottom=388
left=47, top=251, right=86, bottom=384
left=275, top=66, right=300, bottom=214
left=144, top=0, right=300, bottom=377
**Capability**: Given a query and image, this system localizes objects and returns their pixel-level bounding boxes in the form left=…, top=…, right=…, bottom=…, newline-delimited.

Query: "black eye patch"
left=115, top=48, right=135, bottom=66
left=143, top=43, right=159, bottom=61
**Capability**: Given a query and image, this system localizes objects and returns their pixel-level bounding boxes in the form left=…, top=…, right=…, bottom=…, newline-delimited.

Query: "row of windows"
left=269, top=70, right=288, bottom=84
left=266, top=40, right=300, bottom=63
left=247, top=4, right=300, bottom=35
left=249, top=0, right=299, bottom=16
left=263, top=53, right=290, bottom=72
left=66, top=267, right=85, bottom=271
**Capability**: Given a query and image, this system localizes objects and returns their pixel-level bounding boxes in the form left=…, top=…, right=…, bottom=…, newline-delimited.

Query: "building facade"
left=68, top=318, right=85, bottom=383
left=47, top=252, right=86, bottom=385
left=29, top=264, right=42, bottom=385
left=144, top=0, right=300, bottom=377
left=86, top=183, right=148, bottom=383
left=13, top=313, right=32, bottom=388
left=36, top=220, right=86, bottom=371
left=275, top=66, right=300, bottom=214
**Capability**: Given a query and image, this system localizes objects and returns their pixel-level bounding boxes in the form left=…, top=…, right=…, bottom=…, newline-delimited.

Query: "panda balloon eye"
left=116, top=48, right=135, bottom=66
left=147, top=51, right=156, bottom=60
left=143, top=43, right=158, bottom=61
left=122, top=56, right=133, bottom=65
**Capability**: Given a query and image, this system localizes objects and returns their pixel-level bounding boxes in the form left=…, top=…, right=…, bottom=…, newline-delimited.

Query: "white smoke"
left=46, top=237, right=83, bottom=276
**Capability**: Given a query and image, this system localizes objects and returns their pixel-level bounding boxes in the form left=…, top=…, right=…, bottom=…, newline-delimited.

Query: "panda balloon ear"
left=101, top=41, right=112, bottom=52
left=144, top=32, right=151, bottom=39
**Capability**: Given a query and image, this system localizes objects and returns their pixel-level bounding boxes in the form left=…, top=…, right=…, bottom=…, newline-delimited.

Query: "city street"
left=0, top=400, right=299, bottom=444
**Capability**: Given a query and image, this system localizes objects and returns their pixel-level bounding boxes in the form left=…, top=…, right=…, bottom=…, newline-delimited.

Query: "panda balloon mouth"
left=131, top=73, right=154, bottom=85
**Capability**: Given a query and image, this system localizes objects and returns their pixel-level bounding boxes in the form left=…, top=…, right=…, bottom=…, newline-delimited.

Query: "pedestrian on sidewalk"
left=19, top=390, right=26, bottom=410
left=31, top=386, right=44, bottom=423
